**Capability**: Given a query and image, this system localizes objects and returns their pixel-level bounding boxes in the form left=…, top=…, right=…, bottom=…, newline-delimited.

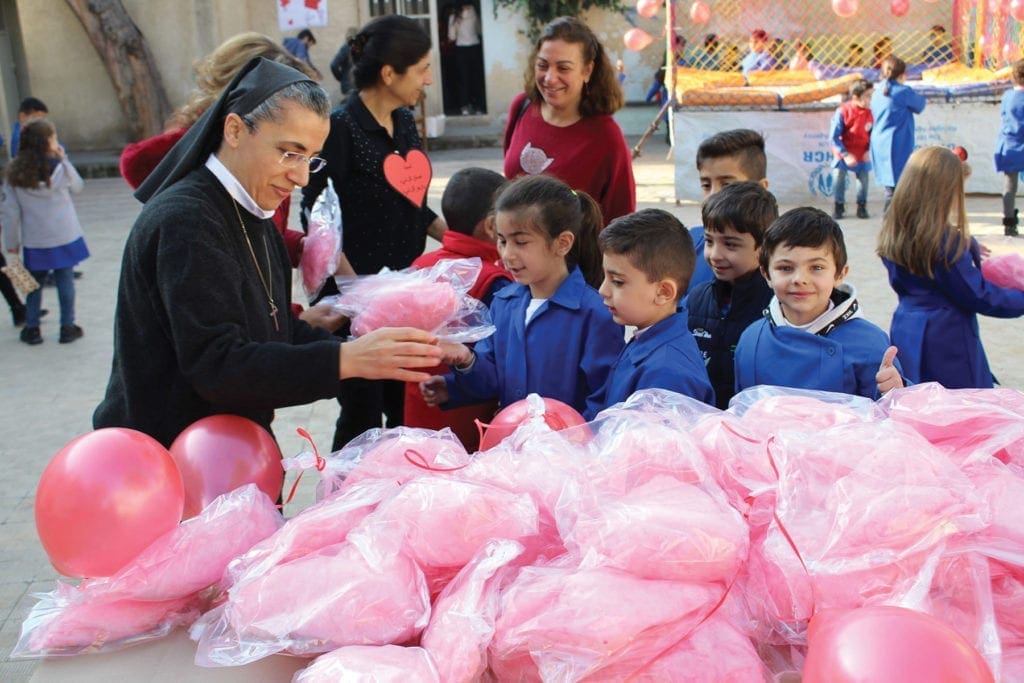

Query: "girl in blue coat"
left=870, top=55, right=926, bottom=212
left=878, top=146, right=1024, bottom=389
left=994, top=58, right=1024, bottom=236
left=420, top=175, right=624, bottom=419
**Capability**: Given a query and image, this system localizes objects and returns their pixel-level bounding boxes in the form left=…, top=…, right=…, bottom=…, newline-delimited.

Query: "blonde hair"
left=877, top=146, right=969, bottom=278
left=169, top=32, right=317, bottom=128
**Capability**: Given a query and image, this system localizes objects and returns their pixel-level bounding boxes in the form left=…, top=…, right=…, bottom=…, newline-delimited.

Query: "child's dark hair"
left=880, top=55, right=907, bottom=96
left=849, top=78, right=872, bottom=98
left=297, top=29, right=316, bottom=43
left=17, top=97, right=48, bottom=115
left=760, top=207, right=848, bottom=272
left=600, top=209, right=694, bottom=300
left=696, top=129, right=767, bottom=180
left=350, top=15, right=431, bottom=91
left=495, top=175, right=603, bottom=288
left=6, top=119, right=55, bottom=189
left=441, top=167, right=506, bottom=236
left=701, top=181, right=778, bottom=247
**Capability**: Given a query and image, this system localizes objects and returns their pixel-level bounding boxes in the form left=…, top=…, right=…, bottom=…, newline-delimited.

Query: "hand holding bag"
left=2, top=255, right=39, bottom=295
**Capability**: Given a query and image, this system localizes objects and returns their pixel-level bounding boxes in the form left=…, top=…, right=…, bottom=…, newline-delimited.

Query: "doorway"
left=438, top=1, right=486, bottom=116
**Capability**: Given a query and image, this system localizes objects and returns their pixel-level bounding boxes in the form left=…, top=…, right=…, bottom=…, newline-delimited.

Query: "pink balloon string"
left=281, top=427, right=326, bottom=507
left=403, top=448, right=468, bottom=472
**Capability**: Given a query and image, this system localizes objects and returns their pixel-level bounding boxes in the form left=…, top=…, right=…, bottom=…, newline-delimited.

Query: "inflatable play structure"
left=626, top=0, right=1024, bottom=202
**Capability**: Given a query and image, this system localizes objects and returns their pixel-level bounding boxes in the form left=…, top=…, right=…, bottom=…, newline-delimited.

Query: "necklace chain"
left=232, top=200, right=279, bottom=332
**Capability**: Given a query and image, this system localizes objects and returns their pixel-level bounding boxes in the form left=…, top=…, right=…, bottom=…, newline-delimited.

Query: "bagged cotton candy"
left=981, top=251, right=1024, bottom=290
left=293, top=645, right=439, bottom=683
left=194, top=535, right=430, bottom=665
left=490, top=562, right=721, bottom=681
left=299, top=180, right=342, bottom=298
left=329, top=258, right=495, bottom=342
left=421, top=540, right=524, bottom=682
left=12, top=485, right=281, bottom=657
left=629, top=614, right=767, bottom=681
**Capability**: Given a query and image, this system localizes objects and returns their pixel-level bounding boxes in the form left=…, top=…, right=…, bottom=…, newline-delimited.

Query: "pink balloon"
left=36, top=428, right=184, bottom=578
left=623, top=28, right=653, bottom=52
left=169, top=415, right=283, bottom=519
left=636, top=0, right=660, bottom=19
left=890, top=0, right=909, bottom=16
left=1013, top=0, right=1024, bottom=21
left=804, top=606, right=994, bottom=683
left=689, top=1, right=711, bottom=24
left=479, top=398, right=588, bottom=451
left=832, top=0, right=859, bottom=18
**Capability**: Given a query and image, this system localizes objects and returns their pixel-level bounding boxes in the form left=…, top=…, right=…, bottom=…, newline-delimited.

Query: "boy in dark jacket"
left=687, top=182, right=777, bottom=408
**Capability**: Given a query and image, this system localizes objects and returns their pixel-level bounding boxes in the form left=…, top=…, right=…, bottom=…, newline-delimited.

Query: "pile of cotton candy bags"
left=328, top=257, right=495, bottom=341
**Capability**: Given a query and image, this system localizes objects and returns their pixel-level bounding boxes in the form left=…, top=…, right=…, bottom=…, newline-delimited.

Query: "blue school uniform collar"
left=621, top=313, right=687, bottom=365
left=494, top=266, right=588, bottom=311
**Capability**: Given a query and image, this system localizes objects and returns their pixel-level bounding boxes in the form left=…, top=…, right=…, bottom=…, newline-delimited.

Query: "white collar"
left=205, top=154, right=276, bottom=220
left=769, top=283, right=862, bottom=335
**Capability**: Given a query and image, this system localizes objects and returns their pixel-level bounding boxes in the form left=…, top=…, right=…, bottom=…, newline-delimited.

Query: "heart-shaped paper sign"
left=383, top=149, right=432, bottom=207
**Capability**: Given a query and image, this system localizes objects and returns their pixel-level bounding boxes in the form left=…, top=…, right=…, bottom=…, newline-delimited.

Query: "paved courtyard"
left=1, top=131, right=1020, bottom=681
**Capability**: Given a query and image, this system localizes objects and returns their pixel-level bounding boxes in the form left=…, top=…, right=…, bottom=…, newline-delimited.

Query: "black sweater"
left=94, top=167, right=341, bottom=447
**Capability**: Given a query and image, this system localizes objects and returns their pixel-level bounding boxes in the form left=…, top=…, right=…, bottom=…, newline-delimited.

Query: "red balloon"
left=689, top=1, right=711, bottom=23
left=479, top=397, right=588, bottom=451
left=623, top=28, right=653, bottom=52
left=1013, top=0, right=1024, bottom=22
left=804, top=606, right=994, bottom=683
left=832, top=0, right=859, bottom=18
left=636, top=0, right=659, bottom=19
left=952, top=145, right=969, bottom=162
left=890, top=0, right=909, bottom=16
left=36, top=428, right=184, bottom=577
left=169, top=415, right=283, bottom=519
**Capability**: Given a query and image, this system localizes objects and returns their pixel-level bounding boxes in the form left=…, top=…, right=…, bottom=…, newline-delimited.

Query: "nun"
left=93, top=58, right=441, bottom=448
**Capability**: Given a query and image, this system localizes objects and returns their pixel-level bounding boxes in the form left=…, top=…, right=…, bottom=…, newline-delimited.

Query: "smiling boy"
left=734, top=207, right=903, bottom=399
left=588, top=209, right=715, bottom=418
left=687, top=182, right=776, bottom=408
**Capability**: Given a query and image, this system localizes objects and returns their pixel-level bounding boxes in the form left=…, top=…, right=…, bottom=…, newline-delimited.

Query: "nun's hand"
left=339, top=327, right=441, bottom=382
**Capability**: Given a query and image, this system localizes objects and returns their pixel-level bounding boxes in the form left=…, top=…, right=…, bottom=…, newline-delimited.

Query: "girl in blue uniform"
left=878, top=146, right=1024, bottom=388
left=995, top=58, right=1024, bottom=236
left=870, top=55, right=926, bottom=213
left=420, top=175, right=624, bottom=419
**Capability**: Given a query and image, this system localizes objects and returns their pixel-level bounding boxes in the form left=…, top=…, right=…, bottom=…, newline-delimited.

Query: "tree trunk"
left=64, top=0, right=171, bottom=141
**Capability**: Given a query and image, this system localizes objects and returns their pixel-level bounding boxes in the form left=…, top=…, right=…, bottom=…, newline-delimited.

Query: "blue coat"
left=445, top=267, right=624, bottom=417
left=735, top=315, right=896, bottom=400
left=586, top=313, right=715, bottom=419
left=883, top=237, right=1024, bottom=388
left=870, top=82, right=926, bottom=187
left=995, top=87, right=1024, bottom=174
left=687, top=225, right=714, bottom=294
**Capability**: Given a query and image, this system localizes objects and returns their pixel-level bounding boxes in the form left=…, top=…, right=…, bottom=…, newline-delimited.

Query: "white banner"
left=277, top=0, right=328, bottom=32
left=674, top=100, right=1009, bottom=205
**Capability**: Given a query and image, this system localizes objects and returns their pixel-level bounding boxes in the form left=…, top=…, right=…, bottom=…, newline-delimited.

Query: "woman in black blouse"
left=302, top=15, right=446, bottom=450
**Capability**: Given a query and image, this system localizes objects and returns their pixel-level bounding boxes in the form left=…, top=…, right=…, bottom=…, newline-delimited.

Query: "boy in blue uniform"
left=735, top=207, right=904, bottom=399
left=688, top=129, right=770, bottom=293
left=687, top=182, right=776, bottom=408
left=588, top=209, right=714, bottom=418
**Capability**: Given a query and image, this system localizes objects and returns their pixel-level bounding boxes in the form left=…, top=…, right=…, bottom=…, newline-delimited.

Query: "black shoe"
left=59, top=324, right=84, bottom=344
left=856, top=203, right=869, bottom=219
left=833, top=203, right=845, bottom=220
left=73, top=270, right=83, bottom=280
left=1003, top=216, right=1019, bottom=237
left=20, top=326, right=42, bottom=345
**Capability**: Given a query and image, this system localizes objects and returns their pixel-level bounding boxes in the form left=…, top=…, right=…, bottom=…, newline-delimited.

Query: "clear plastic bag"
left=298, top=179, right=342, bottom=300
left=293, top=645, right=440, bottom=683
left=325, top=257, right=495, bottom=342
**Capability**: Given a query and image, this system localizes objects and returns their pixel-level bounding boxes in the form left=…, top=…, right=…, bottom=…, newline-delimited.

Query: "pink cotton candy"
left=349, top=279, right=457, bottom=337
left=490, top=563, right=721, bottom=681
left=299, top=218, right=340, bottom=297
left=981, top=252, right=1024, bottom=290
left=293, top=645, right=439, bottom=683
left=420, top=540, right=524, bottom=682
left=350, top=477, right=538, bottom=592
left=629, top=614, right=766, bottom=682
left=201, top=540, right=430, bottom=663
left=566, top=475, right=748, bottom=584
left=222, top=479, right=397, bottom=590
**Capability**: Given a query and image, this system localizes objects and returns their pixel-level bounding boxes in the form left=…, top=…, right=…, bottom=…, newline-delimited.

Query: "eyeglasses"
left=278, top=150, right=327, bottom=174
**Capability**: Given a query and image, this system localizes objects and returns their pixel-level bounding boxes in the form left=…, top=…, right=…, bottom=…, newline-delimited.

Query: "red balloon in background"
left=803, top=606, right=994, bottom=683
left=623, top=28, right=654, bottom=52
left=35, top=428, right=184, bottom=577
left=890, top=0, right=909, bottom=16
left=169, top=415, right=283, bottom=519
left=832, top=0, right=859, bottom=18
left=1013, top=0, right=1024, bottom=22
left=689, top=0, right=711, bottom=23
left=636, top=0, right=660, bottom=19
left=479, top=398, right=588, bottom=451
left=953, top=145, right=969, bottom=162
